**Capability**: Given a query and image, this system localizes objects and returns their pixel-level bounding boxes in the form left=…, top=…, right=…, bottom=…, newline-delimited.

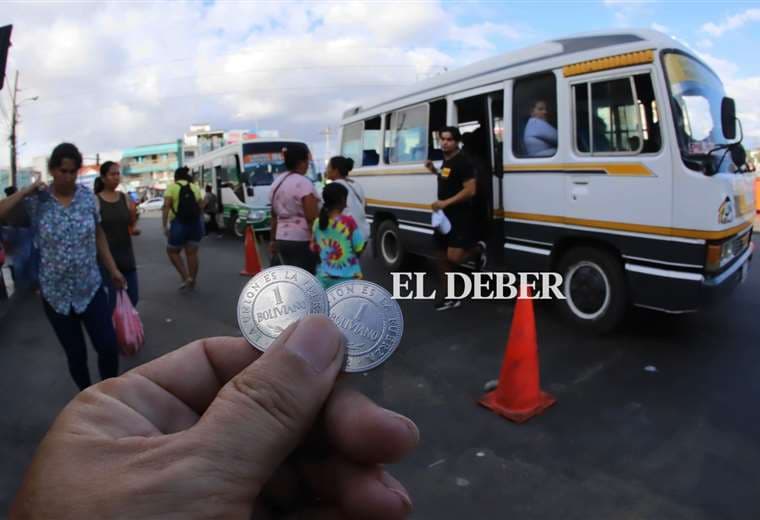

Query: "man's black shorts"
left=434, top=211, right=475, bottom=250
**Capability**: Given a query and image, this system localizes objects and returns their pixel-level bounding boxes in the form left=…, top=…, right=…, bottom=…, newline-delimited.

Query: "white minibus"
left=339, top=29, right=755, bottom=331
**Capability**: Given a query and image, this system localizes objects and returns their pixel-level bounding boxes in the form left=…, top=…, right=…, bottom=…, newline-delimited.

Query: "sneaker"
left=434, top=299, right=462, bottom=311
left=477, top=240, right=487, bottom=270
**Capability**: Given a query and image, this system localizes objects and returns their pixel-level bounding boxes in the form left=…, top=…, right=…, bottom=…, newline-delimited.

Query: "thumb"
left=191, top=315, right=346, bottom=494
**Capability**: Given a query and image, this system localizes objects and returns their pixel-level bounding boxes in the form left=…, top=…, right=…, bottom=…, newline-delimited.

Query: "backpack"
left=175, top=182, right=200, bottom=223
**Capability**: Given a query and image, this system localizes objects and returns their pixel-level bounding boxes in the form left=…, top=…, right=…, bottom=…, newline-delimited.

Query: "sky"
left=2, top=0, right=760, bottom=169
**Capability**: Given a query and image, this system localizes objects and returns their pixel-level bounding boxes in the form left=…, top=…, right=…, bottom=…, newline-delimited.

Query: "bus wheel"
left=234, top=217, right=248, bottom=238
left=377, top=220, right=404, bottom=270
left=557, top=247, right=627, bottom=333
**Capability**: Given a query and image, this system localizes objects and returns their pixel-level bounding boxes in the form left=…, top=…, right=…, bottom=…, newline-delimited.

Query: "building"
left=181, top=124, right=276, bottom=163
left=120, top=142, right=182, bottom=193
left=182, top=124, right=225, bottom=164
left=0, top=167, right=41, bottom=193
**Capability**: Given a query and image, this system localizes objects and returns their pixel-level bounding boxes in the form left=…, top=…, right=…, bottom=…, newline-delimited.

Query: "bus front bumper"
left=627, top=242, right=753, bottom=314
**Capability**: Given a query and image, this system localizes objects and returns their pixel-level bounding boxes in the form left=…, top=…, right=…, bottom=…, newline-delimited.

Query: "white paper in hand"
left=431, top=210, right=451, bottom=235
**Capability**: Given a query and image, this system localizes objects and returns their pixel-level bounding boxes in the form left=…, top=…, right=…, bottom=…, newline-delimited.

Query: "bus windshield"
left=663, top=52, right=734, bottom=171
left=242, top=142, right=316, bottom=186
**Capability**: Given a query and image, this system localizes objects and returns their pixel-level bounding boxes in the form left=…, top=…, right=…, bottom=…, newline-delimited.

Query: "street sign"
left=0, top=25, right=11, bottom=91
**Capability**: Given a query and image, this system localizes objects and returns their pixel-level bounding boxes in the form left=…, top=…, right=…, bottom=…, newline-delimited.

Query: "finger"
left=191, top=315, right=346, bottom=495
left=131, top=336, right=261, bottom=415
left=323, top=386, right=419, bottom=464
left=302, top=457, right=412, bottom=520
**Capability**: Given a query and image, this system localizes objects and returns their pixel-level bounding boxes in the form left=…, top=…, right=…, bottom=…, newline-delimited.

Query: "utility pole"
left=9, top=70, right=18, bottom=187
left=320, top=127, right=332, bottom=168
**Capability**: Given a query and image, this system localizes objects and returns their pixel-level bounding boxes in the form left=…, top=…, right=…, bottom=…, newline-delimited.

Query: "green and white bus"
left=186, top=139, right=321, bottom=237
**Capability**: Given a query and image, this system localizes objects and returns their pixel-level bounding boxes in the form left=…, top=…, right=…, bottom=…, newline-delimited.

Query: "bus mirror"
left=246, top=186, right=254, bottom=197
left=721, top=97, right=736, bottom=140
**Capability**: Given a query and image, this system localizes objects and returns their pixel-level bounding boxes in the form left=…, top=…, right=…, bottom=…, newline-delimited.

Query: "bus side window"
left=388, top=104, right=428, bottom=164
left=512, top=72, right=558, bottom=158
left=341, top=122, right=363, bottom=167
left=362, top=117, right=381, bottom=166
left=633, top=73, right=661, bottom=153
left=589, top=77, right=643, bottom=154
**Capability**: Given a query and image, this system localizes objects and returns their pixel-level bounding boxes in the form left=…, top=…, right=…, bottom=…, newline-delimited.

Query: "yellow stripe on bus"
left=563, top=50, right=655, bottom=77
left=499, top=210, right=753, bottom=241
left=502, top=163, right=654, bottom=176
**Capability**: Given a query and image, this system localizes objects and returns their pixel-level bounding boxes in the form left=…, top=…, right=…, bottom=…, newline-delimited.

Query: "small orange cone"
left=478, top=287, right=556, bottom=423
left=240, top=224, right=262, bottom=277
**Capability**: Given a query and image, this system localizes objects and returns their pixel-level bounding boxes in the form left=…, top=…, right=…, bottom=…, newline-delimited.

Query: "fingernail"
left=283, top=315, right=342, bottom=373
left=381, top=471, right=413, bottom=513
left=384, top=408, right=420, bottom=443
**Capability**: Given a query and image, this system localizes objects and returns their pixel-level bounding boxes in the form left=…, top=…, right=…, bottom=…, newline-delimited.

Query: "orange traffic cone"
left=240, top=225, right=262, bottom=277
left=478, top=287, right=556, bottom=423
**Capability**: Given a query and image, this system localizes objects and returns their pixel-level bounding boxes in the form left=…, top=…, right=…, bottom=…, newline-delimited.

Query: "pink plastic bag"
left=112, top=290, right=144, bottom=356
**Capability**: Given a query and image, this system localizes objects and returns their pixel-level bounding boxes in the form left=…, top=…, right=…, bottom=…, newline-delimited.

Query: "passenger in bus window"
left=523, top=100, right=558, bottom=157
left=425, top=127, right=487, bottom=311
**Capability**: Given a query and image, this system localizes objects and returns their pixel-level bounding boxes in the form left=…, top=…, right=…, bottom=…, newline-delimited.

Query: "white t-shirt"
left=333, top=178, right=370, bottom=240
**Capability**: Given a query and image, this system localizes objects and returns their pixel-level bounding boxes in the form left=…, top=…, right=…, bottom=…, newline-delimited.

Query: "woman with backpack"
left=268, top=146, right=320, bottom=273
left=95, top=161, right=140, bottom=308
left=162, top=167, right=205, bottom=290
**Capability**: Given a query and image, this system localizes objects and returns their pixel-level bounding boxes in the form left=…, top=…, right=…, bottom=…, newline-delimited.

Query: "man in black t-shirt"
left=425, top=126, right=486, bottom=311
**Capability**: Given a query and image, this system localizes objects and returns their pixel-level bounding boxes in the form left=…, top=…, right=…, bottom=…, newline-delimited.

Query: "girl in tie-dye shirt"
left=310, top=183, right=366, bottom=289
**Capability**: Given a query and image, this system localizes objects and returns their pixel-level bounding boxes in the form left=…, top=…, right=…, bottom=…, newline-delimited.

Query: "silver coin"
left=237, top=266, right=329, bottom=351
left=326, top=280, right=404, bottom=372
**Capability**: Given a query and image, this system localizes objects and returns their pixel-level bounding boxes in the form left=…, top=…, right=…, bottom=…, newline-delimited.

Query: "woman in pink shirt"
left=268, top=146, right=320, bottom=273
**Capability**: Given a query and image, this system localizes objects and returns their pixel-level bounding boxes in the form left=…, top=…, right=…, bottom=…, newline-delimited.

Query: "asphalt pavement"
left=1, top=214, right=759, bottom=519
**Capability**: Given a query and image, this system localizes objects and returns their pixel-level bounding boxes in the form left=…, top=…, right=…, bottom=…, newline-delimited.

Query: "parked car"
left=138, top=197, right=164, bottom=214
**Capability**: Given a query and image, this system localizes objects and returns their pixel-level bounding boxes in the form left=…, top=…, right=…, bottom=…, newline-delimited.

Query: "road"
left=1, top=215, right=759, bottom=519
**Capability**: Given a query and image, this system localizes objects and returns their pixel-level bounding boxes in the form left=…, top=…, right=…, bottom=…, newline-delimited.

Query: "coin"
left=326, top=280, right=404, bottom=372
left=237, top=266, right=329, bottom=351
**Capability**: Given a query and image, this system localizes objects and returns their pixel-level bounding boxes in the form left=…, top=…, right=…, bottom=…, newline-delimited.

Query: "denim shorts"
left=168, top=218, right=203, bottom=249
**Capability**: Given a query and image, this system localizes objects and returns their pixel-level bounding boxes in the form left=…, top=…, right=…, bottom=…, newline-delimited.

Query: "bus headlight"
left=706, top=231, right=750, bottom=272
left=249, top=210, right=267, bottom=222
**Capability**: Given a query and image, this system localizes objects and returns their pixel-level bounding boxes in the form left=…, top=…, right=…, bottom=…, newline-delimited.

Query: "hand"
left=424, top=160, right=436, bottom=174
left=11, top=317, right=418, bottom=519
left=111, top=270, right=127, bottom=290
left=24, top=180, right=46, bottom=196
left=431, top=200, right=446, bottom=211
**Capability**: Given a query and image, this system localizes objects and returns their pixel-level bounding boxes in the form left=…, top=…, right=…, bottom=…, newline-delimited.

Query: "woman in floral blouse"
left=0, top=143, right=126, bottom=390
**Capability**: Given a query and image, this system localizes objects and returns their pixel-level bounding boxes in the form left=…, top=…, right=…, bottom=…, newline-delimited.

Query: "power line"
left=32, top=82, right=413, bottom=119
left=32, top=63, right=417, bottom=105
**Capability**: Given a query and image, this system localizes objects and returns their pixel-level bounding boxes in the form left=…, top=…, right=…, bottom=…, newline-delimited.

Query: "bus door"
left=565, top=71, right=670, bottom=232
left=449, top=84, right=505, bottom=260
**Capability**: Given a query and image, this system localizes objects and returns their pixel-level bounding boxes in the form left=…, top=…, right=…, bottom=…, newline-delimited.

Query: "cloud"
left=702, top=8, right=760, bottom=37
left=1, top=1, right=532, bottom=168
left=650, top=22, right=669, bottom=33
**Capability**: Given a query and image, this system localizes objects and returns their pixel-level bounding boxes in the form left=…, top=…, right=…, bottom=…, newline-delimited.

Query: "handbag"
left=112, top=290, right=144, bottom=356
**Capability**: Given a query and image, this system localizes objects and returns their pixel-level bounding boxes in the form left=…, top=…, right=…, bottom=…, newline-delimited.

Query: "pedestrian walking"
left=162, top=166, right=205, bottom=290
left=1, top=185, right=38, bottom=292
left=95, top=161, right=140, bottom=309
left=310, top=182, right=366, bottom=288
left=268, top=146, right=319, bottom=273
left=325, top=155, right=370, bottom=240
left=0, top=143, right=125, bottom=390
left=203, top=185, right=221, bottom=237
left=424, top=126, right=486, bottom=311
